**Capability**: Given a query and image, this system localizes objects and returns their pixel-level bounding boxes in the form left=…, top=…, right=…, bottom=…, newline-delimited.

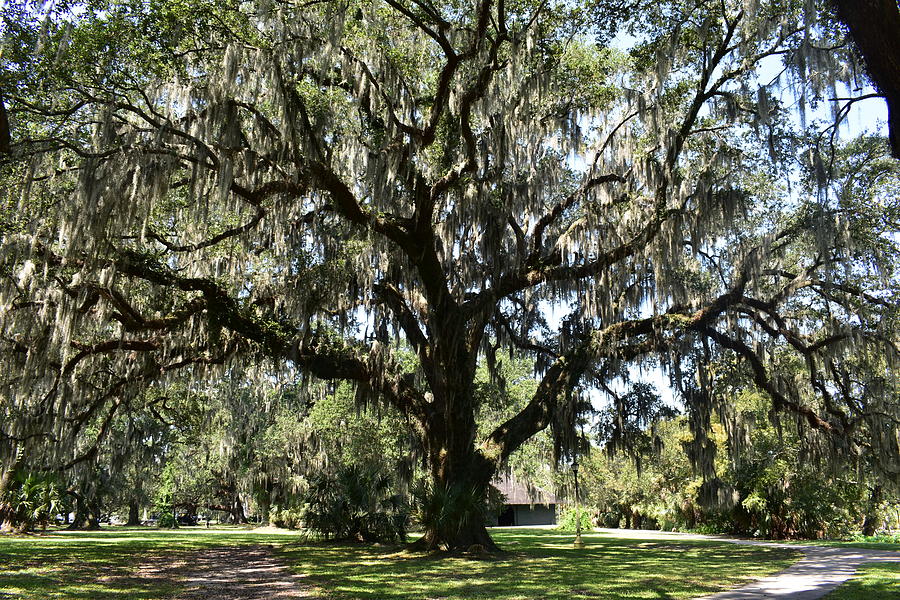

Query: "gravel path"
left=594, top=528, right=900, bottom=599
left=135, top=545, right=315, bottom=599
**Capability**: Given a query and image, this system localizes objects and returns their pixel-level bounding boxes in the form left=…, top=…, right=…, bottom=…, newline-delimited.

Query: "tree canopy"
left=1, top=0, right=898, bottom=548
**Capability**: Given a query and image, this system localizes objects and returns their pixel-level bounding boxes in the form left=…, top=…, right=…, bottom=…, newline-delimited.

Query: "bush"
left=556, top=504, right=593, bottom=532
left=1, top=471, right=63, bottom=531
left=271, top=507, right=304, bottom=530
left=302, top=465, right=408, bottom=544
left=156, top=511, right=176, bottom=528
left=599, top=512, right=620, bottom=528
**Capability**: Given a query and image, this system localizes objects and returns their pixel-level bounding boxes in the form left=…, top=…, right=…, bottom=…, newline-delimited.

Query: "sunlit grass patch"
left=826, top=562, right=900, bottom=599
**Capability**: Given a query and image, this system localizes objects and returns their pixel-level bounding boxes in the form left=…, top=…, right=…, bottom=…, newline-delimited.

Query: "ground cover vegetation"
left=0, top=527, right=802, bottom=600
left=280, top=528, right=803, bottom=599
left=0, top=0, right=899, bottom=553
left=825, top=562, right=900, bottom=600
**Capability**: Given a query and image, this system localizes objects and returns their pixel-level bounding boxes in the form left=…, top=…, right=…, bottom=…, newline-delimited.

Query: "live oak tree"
left=2, top=0, right=899, bottom=547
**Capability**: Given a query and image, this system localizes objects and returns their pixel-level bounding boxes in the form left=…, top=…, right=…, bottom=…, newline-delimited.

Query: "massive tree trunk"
left=258, top=480, right=273, bottom=525
left=0, top=469, right=16, bottom=532
left=420, top=444, right=500, bottom=552
left=413, top=348, right=502, bottom=552
left=0, top=455, right=24, bottom=532
left=230, top=497, right=247, bottom=524
left=0, top=90, right=9, bottom=154
left=127, top=476, right=143, bottom=526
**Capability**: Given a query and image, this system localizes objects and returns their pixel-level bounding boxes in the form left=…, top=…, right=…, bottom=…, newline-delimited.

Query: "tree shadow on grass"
left=277, top=529, right=801, bottom=600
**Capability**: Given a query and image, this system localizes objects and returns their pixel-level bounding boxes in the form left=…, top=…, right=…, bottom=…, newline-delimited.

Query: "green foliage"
left=555, top=504, right=593, bottom=532
left=304, top=382, right=414, bottom=477
left=302, top=465, right=408, bottom=544
left=156, top=511, right=176, bottom=528
left=848, top=533, right=900, bottom=545
left=2, top=471, right=63, bottom=531
left=151, top=462, right=180, bottom=528
left=270, top=507, right=305, bottom=530
left=475, top=357, right=556, bottom=491
left=721, top=391, right=871, bottom=539
left=581, top=381, right=886, bottom=540
left=412, top=482, right=502, bottom=546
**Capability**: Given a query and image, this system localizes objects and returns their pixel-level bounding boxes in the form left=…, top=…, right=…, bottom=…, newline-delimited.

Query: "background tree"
left=1, top=0, right=898, bottom=549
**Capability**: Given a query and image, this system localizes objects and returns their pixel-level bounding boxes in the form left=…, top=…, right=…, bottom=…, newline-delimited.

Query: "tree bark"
left=832, top=0, right=900, bottom=158
left=0, top=90, right=9, bottom=154
left=415, top=376, right=502, bottom=552
left=230, top=497, right=247, bottom=524
left=68, top=494, right=101, bottom=530
left=0, top=455, right=24, bottom=532
left=0, top=471, right=15, bottom=532
left=127, top=499, right=141, bottom=526
left=862, top=485, right=883, bottom=537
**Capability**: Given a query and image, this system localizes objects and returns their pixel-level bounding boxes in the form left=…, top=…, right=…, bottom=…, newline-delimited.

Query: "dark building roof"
left=491, top=472, right=558, bottom=506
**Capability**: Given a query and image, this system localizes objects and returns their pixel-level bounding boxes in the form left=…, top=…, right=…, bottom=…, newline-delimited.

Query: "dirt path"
left=136, top=545, right=315, bottom=599
left=594, top=528, right=900, bottom=599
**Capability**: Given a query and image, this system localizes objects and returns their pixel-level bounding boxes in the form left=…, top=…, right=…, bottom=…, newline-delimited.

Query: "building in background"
left=489, top=473, right=558, bottom=526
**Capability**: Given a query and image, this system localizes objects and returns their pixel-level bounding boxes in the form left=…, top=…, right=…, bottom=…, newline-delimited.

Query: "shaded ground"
left=0, top=527, right=303, bottom=599
left=157, top=545, right=314, bottom=599
left=4, top=527, right=895, bottom=599
left=278, top=528, right=800, bottom=599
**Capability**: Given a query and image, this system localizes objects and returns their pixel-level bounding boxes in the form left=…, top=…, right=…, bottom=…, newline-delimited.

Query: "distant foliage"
left=556, top=505, right=593, bottom=533
left=302, top=465, right=408, bottom=544
left=582, top=387, right=892, bottom=540
left=270, top=507, right=304, bottom=530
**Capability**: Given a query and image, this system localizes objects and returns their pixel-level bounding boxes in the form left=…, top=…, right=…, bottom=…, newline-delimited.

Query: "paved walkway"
left=594, top=528, right=900, bottom=599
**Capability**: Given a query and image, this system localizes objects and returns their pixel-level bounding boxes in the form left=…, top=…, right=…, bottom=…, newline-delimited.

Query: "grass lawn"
left=3, top=526, right=838, bottom=600
left=826, top=562, right=900, bottom=599
left=0, top=526, right=301, bottom=599
left=279, top=528, right=801, bottom=599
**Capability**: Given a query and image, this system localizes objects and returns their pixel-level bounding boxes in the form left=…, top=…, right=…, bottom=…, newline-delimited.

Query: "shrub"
left=271, top=507, right=304, bottom=530
left=156, top=511, right=176, bottom=528
left=2, top=471, right=63, bottom=531
left=411, top=482, right=502, bottom=546
left=302, top=465, right=408, bottom=544
left=556, top=504, right=593, bottom=532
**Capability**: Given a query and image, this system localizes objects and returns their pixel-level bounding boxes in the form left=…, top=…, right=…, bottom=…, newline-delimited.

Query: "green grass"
left=826, top=562, right=900, bottom=599
left=0, top=526, right=808, bottom=600
left=279, top=528, right=802, bottom=599
left=0, top=526, right=301, bottom=599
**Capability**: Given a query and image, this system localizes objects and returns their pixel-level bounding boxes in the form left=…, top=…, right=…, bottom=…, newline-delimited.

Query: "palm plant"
left=7, top=471, right=63, bottom=531
left=302, top=465, right=408, bottom=543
